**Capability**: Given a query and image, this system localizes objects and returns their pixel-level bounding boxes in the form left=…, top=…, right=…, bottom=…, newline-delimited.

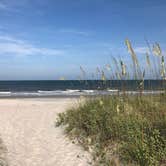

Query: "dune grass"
left=56, top=40, right=166, bottom=165
left=56, top=94, right=166, bottom=165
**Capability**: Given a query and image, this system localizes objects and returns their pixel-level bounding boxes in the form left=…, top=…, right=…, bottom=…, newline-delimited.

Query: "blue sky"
left=0, top=0, right=166, bottom=80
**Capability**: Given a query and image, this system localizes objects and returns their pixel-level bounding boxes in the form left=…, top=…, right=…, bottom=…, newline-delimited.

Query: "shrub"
left=56, top=95, right=166, bottom=165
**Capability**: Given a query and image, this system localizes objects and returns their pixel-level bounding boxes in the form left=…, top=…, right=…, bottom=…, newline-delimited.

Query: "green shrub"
left=56, top=95, right=166, bottom=165
left=121, top=129, right=166, bottom=166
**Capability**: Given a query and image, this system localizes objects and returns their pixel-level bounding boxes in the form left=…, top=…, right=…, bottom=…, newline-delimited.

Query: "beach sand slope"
left=0, top=98, right=91, bottom=166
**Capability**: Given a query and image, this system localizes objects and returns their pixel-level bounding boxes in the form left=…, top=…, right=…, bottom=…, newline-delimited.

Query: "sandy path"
left=0, top=98, right=91, bottom=166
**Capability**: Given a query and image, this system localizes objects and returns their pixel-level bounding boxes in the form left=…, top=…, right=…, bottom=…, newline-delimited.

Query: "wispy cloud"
left=0, top=0, right=33, bottom=13
left=0, top=1, right=18, bottom=12
left=0, top=35, right=25, bottom=44
left=0, top=34, right=64, bottom=56
left=0, top=2, right=8, bottom=10
left=59, top=29, right=91, bottom=36
left=134, top=47, right=149, bottom=54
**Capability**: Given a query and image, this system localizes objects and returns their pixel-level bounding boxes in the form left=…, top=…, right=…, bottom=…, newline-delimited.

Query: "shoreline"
left=0, top=90, right=164, bottom=99
left=0, top=95, right=81, bottom=99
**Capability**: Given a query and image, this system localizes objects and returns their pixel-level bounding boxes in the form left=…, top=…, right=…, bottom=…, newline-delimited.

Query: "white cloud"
left=59, top=29, right=91, bottom=36
left=0, top=35, right=25, bottom=44
left=134, top=47, right=149, bottom=54
left=0, top=34, right=64, bottom=56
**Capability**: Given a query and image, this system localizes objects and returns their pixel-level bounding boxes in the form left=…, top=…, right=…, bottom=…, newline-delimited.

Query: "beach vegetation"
left=56, top=40, right=166, bottom=165
left=56, top=95, right=166, bottom=165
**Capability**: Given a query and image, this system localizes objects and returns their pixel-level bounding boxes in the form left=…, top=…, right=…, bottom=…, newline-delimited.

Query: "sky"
left=0, top=0, right=166, bottom=80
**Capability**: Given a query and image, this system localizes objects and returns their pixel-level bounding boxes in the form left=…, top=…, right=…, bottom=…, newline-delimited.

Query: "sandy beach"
left=0, top=98, right=91, bottom=166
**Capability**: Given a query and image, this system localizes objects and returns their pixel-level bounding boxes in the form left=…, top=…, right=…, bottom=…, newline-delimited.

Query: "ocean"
left=0, top=80, right=165, bottom=97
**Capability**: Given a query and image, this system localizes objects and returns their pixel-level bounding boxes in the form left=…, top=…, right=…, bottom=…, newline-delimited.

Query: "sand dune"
left=0, top=98, right=91, bottom=166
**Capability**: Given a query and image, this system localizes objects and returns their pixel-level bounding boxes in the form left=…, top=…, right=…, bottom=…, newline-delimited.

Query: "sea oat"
left=120, top=60, right=127, bottom=76
left=116, top=104, right=120, bottom=114
left=152, top=43, right=162, bottom=56
left=101, top=70, right=106, bottom=81
left=59, top=77, right=65, bottom=80
left=125, top=39, right=139, bottom=66
left=146, top=52, right=151, bottom=67
left=161, top=55, right=166, bottom=78
left=105, top=64, right=111, bottom=71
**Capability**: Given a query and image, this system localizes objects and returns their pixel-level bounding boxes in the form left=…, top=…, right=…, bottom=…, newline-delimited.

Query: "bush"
left=56, top=95, right=166, bottom=165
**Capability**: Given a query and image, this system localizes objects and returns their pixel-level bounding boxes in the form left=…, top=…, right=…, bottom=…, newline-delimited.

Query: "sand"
left=0, top=98, right=91, bottom=166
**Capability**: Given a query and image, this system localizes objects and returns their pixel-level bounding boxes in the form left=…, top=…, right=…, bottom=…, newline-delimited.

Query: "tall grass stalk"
left=56, top=40, right=166, bottom=165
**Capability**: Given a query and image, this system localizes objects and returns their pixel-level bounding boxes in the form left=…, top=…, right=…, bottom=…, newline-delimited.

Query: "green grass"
left=56, top=94, right=166, bottom=165
left=56, top=40, right=166, bottom=165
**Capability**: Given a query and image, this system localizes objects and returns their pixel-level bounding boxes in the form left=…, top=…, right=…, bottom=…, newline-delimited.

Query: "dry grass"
left=56, top=94, right=166, bottom=165
left=56, top=40, right=166, bottom=165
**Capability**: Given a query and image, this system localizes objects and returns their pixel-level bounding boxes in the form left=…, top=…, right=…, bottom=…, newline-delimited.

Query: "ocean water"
left=0, top=80, right=165, bottom=97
